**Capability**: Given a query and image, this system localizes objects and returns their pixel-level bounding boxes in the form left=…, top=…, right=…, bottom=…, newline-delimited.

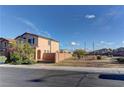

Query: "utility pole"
left=93, top=41, right=95, bottom=55
left=84, top=41, right=86, bottom=61
left=84, top=41, right=86, bottom=51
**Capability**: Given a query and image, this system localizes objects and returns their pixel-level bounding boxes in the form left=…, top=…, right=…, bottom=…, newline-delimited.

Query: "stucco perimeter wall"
left=42, top=53, right=72, bottom=63
left=42, top=53, right=55, bottom=61
left=55, top=53, right=72, bottom=63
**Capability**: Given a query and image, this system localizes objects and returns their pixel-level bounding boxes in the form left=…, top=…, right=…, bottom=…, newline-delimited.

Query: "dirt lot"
left=55, top=57, right=124, bottom=68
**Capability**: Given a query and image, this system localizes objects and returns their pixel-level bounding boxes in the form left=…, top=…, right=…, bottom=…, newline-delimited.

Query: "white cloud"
left=71, top=41, right=80, bottom=46
left=85, top=14, right=96, bottom=19
left=122, top=41, right=124, bottom=44
left=71, top=42, right=76, bottom=46
left=82, top=48, right=92, bottom=52
left=15, top=16, right=51, bottom=37
left=100, top=41, right=105, bottom=44
left=107, top=42, right=114, bottom=45
left=99, top=41, right=114, bottom=45
left=106, top=12, right=117, bottom=16
left=16, top=17, right=39, bottom=31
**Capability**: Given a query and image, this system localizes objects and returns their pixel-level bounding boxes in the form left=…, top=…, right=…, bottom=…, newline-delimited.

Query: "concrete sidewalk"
left=0, top=64, right=124, bottom=74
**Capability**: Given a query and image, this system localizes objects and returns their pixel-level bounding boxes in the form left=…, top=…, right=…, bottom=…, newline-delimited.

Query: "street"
left=0, top=67, right=124, bottom=87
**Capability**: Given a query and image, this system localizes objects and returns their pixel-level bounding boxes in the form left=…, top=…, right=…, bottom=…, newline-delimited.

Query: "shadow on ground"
left=37, top=61, right=54, bottom=64
left=28, top=72, right=82, bottom=83
left=99, top=74, right=124, bottom=81
left=28, top=72, right=87, bottom=86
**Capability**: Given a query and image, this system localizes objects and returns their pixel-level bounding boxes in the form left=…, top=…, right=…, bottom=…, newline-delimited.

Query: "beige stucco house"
left=15, top=32, right=59, bottom=61
left=0, top=32, right=72, bottom=62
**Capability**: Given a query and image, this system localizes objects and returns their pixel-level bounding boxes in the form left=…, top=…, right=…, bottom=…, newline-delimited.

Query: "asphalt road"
left=0, top=67, right=124, bottom=87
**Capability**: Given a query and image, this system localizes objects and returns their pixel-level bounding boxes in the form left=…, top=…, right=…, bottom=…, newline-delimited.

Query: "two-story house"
left=15, top=32, right=59, bottom=61
left=0, top=38, right=15, bottom=56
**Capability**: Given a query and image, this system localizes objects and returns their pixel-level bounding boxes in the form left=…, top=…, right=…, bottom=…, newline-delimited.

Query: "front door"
left=37, top=50, right=41, bottom=59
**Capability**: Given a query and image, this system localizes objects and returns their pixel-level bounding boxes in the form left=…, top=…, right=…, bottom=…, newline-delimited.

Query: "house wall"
left=0, top=39, right=9, bottom=56
left=15, top=33, right=38, bottom=47
left=0, top=39, right=9, bottom=49
left=36, top=37, right=59, bottom=61
left=41, top=53, right=72, bottom=63
left=15, top=33, right=59, bottom=61
left=35, top=37, right=50, bottom=61
left=51, top=41, right=59, bottom=53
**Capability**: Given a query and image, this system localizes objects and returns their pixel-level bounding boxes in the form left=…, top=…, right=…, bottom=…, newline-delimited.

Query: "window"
left=4, top=42, right=7, bottom=47
left=48, top=40, right=51, bottom=46
left=37, top=50, right=41, bottom=59
left=28, top=38, right=35, bottom=45
left=23, top=37, right=26, bottom=39
left=32, top=38, right=35, bottom=44
left=28, top=39, right=31, bottom=44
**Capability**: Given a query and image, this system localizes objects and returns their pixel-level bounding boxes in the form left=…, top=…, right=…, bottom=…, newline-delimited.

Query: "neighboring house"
left=90, top=48, right=112, bottom=55
left=15, top=32, right=59, bottom=61
left=0, top=38, right=15, bottom=56
left=113, top=47, right=124, bottom=56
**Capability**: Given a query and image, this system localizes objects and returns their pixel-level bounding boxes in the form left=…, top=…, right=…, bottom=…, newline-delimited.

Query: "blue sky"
left=0, top=5, right=124, bottom=51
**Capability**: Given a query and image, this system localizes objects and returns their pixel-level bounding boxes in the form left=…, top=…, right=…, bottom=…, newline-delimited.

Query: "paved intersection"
left=0, top=67, right=124, bottom=87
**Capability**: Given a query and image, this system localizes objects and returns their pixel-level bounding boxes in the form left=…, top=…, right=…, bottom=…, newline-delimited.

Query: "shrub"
left=21, top=59, right=36, bottom=64
left=5, top=52, right=22, bottom=65
left=5, top=42, right=36, bottom=65
left=0, top=56, right=7, bottom=64
left=73, top=49, right=87, bottom=59
left=116, top=58, right=124, bottom=63
left=97, top=55, right=102, bottom=60
left=10, top=52, right=21, bottom=62
left=11, top=60, right=22, bottom=65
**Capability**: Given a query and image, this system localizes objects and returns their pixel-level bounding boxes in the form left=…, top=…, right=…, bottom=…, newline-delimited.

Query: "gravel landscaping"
left=55, top=57, right=124, bottom=68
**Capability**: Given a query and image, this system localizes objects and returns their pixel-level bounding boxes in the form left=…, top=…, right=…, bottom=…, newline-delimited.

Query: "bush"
left=97, top=55, right=102, bottom=60
left=116, top=58, right=124, bottom=63
left=5, top=42, right=36, bottom=65
left=0, top=56, right=7, bottom=64
left=21, top=59, right=36, bottom=65
left=11, top=60, right=22, bottom=65
left=5, top=52, right=22, bottom=65
left=10, top=52, right=21, bottom=62
left=73, top=49, right=87, bottom=59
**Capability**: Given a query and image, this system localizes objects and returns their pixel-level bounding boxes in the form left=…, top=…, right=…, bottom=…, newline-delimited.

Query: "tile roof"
left=0, top=38, right=15, bottom=42
left=15, top=32, right=59, bottom=42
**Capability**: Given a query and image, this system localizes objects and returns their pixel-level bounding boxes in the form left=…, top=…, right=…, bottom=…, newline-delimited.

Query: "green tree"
left=5, top=41, right=36, bottom=64
left=23, top=43, right=35, bottom=61
left=73, top=49, right=87, bottom=59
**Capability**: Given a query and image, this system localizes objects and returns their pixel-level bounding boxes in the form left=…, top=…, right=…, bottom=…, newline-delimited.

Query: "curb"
left=0, top=64, right=124, bottom=74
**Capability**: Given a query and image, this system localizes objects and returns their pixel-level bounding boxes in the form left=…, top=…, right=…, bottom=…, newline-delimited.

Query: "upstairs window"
left=28, top=38, right=35, bottom=45
left=23, top=37, right=26, bottom=39
left=4, top=42, right=7, bottom=47
left=28, top=39, right=31, bottom=44
left=32, top=38, right=35, bottom=44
